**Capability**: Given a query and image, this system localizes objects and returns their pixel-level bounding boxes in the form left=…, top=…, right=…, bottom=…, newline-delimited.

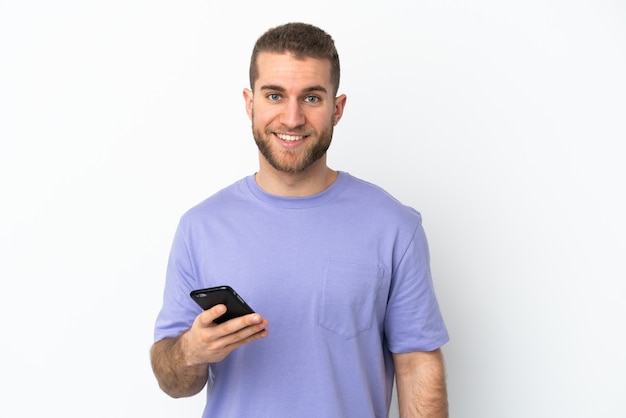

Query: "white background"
left=1, top=1, right=625, bottom=417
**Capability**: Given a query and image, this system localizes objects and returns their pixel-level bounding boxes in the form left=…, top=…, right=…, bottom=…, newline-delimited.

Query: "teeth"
left=277, top=133, right=305, bottom=142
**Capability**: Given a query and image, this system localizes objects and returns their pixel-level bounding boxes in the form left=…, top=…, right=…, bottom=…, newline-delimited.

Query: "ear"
left=243, top=88, right=254, bottom=120
left=333, top=94, right=347, bottom=126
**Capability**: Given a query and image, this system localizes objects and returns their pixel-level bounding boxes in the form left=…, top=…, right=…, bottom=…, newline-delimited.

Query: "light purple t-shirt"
left=154, top=172, right=449, bottom=418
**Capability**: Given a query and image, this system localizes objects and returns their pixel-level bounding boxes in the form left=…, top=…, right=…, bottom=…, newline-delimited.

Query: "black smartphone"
left=190, top=285, right=255, bottom=324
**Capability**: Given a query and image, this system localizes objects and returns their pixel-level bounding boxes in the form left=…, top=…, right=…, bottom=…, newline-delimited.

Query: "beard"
left=252, top=116, right=335, bottom=174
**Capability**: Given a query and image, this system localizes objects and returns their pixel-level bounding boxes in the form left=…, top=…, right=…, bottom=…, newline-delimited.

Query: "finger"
left=219, top=318, right=269, bottom=347
left=217, top=313, right=264, bottom=334
left=223, top=323, right=269, bottom=350
left=197, top=304, right=226, bottom=327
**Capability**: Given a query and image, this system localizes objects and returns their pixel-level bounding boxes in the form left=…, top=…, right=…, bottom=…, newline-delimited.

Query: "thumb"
left=198, top=304, right=227, bottom=327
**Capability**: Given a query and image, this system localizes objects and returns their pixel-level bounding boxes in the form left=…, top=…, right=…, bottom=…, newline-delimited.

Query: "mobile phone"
left=190, top=285, right=255, bottom=324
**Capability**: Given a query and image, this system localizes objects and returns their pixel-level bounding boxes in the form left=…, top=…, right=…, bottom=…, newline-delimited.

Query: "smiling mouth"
left=276, top=133, right=307, bottom=142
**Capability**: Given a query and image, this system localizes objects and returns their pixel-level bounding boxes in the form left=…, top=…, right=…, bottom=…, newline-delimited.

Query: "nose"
left=280, top=99, right=305, bottom=128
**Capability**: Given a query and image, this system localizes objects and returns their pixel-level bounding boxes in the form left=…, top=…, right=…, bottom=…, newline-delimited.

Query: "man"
left=151, top=22, right=449, bottom=417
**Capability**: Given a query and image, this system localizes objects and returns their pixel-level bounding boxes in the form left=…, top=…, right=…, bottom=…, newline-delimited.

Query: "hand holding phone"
left=183, top=285, right=266, bottom=365
left=190, top=285, right=255, bottom=324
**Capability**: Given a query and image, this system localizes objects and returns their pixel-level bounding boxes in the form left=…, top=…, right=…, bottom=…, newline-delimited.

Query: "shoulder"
left=338, top=172, right=423, bottom=223
left=178, top=176, right=251, bottom=224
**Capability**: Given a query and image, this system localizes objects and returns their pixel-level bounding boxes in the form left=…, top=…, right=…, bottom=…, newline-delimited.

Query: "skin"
left=150, top=305, right=269, bottom=398
left=243, top=52, right=346, bottom=196
left=394, top=350, right=449, bottom=418
left=151, top=51, right=448, bottom=416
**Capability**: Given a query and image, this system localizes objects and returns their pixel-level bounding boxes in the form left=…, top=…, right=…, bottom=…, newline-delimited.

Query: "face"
left=244, top=52, right=346, bottom=174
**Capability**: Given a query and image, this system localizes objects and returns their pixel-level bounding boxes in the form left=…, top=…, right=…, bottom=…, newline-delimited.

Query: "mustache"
left=266, top=127, right=312, bottom=136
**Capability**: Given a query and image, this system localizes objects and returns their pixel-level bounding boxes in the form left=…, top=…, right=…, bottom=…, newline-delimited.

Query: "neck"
left=255, top=155, right=338, bottom=197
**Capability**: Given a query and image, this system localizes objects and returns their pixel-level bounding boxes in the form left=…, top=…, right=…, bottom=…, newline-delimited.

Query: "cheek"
left=309, top=112, right=335, bottom=129
left=251, top=107, right=275, bottom=126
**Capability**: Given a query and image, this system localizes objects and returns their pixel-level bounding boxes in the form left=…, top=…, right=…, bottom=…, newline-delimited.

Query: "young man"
left=151, top=22, right=449, bottom=417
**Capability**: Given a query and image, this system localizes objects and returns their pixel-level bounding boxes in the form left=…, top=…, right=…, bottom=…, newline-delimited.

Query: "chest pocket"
left=318, top=261, right=384, bottom=339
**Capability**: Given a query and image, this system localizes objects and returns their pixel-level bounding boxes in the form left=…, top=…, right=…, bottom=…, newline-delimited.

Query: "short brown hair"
left=249, top=22, right=341, bottom=96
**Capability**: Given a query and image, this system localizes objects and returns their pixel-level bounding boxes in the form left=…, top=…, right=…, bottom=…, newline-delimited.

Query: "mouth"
left=275, top=133, right=307, bottom=142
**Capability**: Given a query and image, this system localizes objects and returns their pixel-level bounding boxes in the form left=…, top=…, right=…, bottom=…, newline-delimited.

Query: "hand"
left=181, top=304, right=269, bottom=366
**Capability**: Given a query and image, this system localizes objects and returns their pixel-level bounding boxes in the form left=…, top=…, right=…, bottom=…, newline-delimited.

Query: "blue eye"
left=268, top=93, right=281, bottom=101
left=304, top=96, right=320, bottom=103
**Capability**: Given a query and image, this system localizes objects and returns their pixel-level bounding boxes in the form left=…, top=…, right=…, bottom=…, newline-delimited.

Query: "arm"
left=393, top=349, right=448, bottom=418
left=150, top=304, right=269, bottom=398
left=150, top=334, right=209, bottom=398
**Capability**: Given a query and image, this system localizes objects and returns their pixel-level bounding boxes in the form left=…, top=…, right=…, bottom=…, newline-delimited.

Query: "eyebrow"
left=259, top=84, right=328, bottom=94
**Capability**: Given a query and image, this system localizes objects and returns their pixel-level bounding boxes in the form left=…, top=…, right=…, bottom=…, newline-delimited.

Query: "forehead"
left=255, top=52, right=332, bottom=91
